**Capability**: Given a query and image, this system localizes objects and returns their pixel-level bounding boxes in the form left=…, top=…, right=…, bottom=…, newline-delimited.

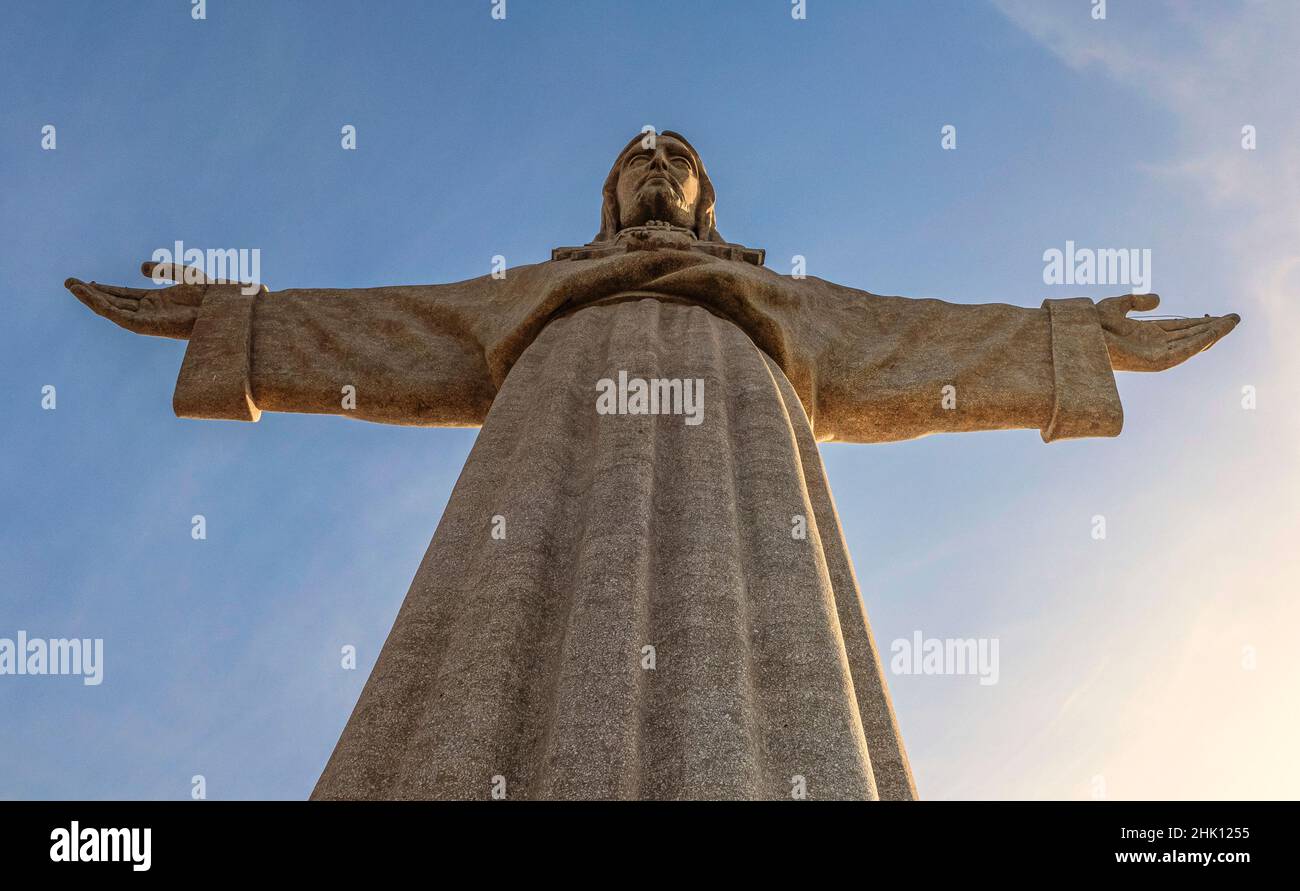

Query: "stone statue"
left=65, top=131, right=1238, bottom=800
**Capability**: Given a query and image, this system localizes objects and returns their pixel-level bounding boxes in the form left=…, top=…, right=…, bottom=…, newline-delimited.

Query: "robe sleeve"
left=808, top=283, right=1123, bottom=444
left=173, top=280, right=498, bottom=426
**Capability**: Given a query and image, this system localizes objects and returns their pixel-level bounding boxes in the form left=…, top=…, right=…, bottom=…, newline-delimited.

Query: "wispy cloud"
left=983, top=0, right=1300, bottom=799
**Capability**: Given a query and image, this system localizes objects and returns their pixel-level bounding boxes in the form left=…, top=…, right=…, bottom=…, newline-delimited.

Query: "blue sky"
left=2, top=0, right=1295, bottom=799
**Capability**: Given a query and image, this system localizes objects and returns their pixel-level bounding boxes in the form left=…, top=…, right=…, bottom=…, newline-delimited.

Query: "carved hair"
left=593, top=130, right=726, bottom=244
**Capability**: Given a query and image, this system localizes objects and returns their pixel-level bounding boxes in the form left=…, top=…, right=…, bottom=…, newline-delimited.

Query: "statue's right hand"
left=65, top=261, right=214, bottom=339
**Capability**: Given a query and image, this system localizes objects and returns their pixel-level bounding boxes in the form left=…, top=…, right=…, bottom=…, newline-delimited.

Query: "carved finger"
left=1169, top=314, right=1238, bottom=344
left=1101, top=293, right=1160, bottom=315
left=75, top=281, right=142, bottom=311
left=89, top=283, right=141, bottom=313
left=142, top=261, right=209, bottom=285
left=104, top=292, right=140, bottom=312
left=1161, top=319, right=1219, bottom=344
left=1154, top=315, right=1214, bottom=331
left=66, top=280, right=135, bottom=326
left=1165, top=330, right=1217, bottom=365
left=1166, top=316, right=1238, bottom=363
left=95, top=283, right=146, bottom=301
left=65, top=279, right=110, bottom=311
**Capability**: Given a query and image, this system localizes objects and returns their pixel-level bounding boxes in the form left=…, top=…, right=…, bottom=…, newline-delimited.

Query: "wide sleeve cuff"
left=1040, top=297, right=1123, bottom=442
left=173, top=285, right=262, bottom=422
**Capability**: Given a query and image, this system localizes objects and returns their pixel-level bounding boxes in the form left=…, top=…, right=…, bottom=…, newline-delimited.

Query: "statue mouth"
left=640, top=174, right=678, bottom=194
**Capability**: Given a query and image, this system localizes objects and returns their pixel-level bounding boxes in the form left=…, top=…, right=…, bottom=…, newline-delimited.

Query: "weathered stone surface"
left=63, top=129, right=1238, bottom=800
left=316, top=298, right=910, bottom=799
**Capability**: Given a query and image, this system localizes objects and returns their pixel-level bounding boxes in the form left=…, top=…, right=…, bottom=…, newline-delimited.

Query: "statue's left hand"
left=1097, top=294, right=1239, bottom=372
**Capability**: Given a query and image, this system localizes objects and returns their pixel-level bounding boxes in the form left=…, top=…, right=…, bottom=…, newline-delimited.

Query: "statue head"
left=595, top=131, right=725, bottom=244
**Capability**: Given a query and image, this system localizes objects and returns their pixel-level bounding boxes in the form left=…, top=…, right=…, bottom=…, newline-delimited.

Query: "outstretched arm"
left=804, top=279, right=1238, bottom=444
left=66, top=262, right=504, bottom=426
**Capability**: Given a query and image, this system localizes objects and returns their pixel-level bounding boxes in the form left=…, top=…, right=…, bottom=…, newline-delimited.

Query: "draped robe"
left=171, top=246, right=1123, bottom=800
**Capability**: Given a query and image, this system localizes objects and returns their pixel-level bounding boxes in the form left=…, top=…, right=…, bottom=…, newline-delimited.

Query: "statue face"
left=615, top=135, right=701, bottom=232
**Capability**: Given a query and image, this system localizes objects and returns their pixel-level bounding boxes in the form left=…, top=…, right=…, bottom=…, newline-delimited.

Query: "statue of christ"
left=65, top=131, right=1238, bottom=800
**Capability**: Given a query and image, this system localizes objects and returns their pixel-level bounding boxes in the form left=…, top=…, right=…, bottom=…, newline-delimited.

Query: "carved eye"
left=670, top=156, right=692, bottom=170
left=626, top=155, right=650, bottom=168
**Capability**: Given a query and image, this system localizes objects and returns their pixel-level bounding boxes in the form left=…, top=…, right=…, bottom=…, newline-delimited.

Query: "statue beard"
left=623, top=181, right=694, bottom=231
